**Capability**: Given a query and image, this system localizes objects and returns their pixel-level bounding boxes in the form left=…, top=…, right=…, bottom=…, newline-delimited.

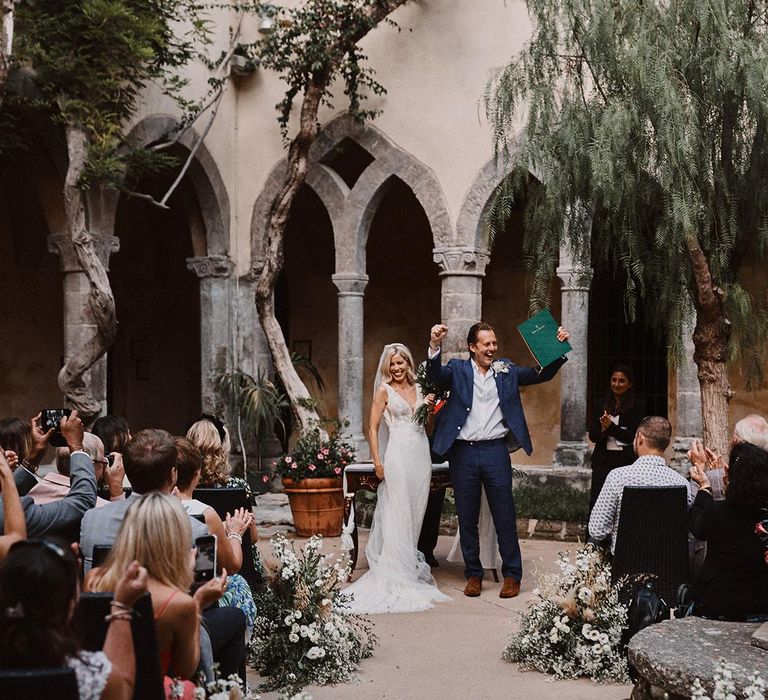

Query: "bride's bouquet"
left=412, top=362, right=449, bottom=426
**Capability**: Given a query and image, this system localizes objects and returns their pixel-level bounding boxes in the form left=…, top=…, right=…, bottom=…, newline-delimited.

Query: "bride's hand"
left=374, top=462, right=385, bottom=481
left=424, top=393, right=436, bottom=407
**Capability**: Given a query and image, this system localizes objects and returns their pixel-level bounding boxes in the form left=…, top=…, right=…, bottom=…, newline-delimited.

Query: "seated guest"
left=86, top=493, right=243, bottom=694
left=91, top=415, right=131, bottom=499
left=1, top=414, right=56, bottom=492
left=28, top=432, right=124, bottom=507
left=80, top=429, right=208, bottom=573
left=0, top=451, right=26, bottom=559
left=688, top=441, right=768, bottom=620
left=173, top=437, right=252, bottom=574
left=186, top=417, right=258, bottom=543
left=588, top=416, right=692, bottom=552
left=173, top=437, right=257, bottom=636
left=0, top=537, right=148, bottom=700
left=0, top=411, right=97, bottom=539
left=692, top=414, right=768, bottom=500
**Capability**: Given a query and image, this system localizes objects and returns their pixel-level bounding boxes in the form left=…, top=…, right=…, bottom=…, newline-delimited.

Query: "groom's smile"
left=469, top=330, right=498, bottom=373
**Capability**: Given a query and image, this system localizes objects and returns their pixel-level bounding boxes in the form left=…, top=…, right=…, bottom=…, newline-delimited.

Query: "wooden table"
left=342, top=462, right=451, bottom=572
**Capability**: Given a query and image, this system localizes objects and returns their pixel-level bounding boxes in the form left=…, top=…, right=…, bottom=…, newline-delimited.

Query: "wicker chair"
left=0, top=667, right=78, bottom=699
left=611, top=485, right=689, bottom=605
left=75, top=591, right=165, bottom=700
left=192, top=487, right=261, bottom=590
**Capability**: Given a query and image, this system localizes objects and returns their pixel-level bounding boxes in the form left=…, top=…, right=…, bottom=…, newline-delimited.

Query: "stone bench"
left=628, top=617, right=768, bottom=698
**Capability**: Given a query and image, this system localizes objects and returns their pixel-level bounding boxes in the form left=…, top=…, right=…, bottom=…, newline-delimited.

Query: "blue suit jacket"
left=427, top=352, right=566, bottom=457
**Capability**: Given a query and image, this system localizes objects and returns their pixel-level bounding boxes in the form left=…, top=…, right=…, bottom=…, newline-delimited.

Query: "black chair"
left=611, top=486, right=689, bottom=605
left=192, top=487, right=261, bottom=590
left=92, top=544, right=112, bottom=569
left=191, top=513, right=206, bottom=523
left=75, top=591, right=165, bottom=700
left=0, top=667, right=78, bottom=699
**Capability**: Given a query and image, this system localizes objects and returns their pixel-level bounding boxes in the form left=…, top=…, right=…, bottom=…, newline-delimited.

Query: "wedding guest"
left=426, top=321, right=569, bottom=598
left=688, top=441, right=768, bottom=620
left=588, top=416, right=693, bottom=552
left=0, top=411, right=97, bottom=540
left=86, top=493, right=244, bottom=693
left=0, top=450, right=26, bottom=560
left=80, top=429, right=208, bottom=573
left=587, top=365, right=645, bottom=514
left=0, top=413, right=54, bottom=485
left=92, top=416, right=131, bottom=499
left=28, top=432, right=123, bottom=506
left=0, top=537, right=148, bottom=700
left=186, top=416, right=258, bottom=543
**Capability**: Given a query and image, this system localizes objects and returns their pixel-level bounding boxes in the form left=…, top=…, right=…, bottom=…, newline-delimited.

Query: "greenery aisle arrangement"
left=504, top=546, right=630, bottom=683
left=250, top=534, right=377, bottom=695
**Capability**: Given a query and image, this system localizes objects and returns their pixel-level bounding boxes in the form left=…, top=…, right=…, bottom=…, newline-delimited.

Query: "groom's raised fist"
left=430, top=324, right=448, bottom=349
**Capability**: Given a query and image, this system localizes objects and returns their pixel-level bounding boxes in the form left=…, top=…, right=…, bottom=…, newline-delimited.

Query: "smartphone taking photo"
left=194, top=535, right=217, bottom=585
left=40, top=408, right=72, bottom=447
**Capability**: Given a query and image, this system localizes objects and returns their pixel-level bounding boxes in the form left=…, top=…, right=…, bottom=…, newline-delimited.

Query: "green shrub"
left=513, top=484, right=589, bottom=523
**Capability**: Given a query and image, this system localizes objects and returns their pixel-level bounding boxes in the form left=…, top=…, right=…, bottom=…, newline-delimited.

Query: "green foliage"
left=255, top=0, right=399, bottom=138
left=513, top=484, right=590, bottom=523
left=273, top=419, right=355, bottom=481
left=11, top=0, right=211, bottom=186
left=486, top=0, right=768, bottom=368
left=218, top=370, right=289, bottom=446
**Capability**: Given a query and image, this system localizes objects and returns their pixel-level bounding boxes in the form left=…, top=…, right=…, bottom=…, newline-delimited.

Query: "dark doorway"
left=588, top=270, right=668, bottom=419
left=109, top=173, right=201, bottom=434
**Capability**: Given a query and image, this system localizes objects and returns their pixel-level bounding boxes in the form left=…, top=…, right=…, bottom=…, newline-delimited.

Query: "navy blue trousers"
left=449, top=438, right=522, bottom=580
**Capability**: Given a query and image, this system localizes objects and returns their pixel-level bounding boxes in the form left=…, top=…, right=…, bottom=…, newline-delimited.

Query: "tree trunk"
left=58, top=123, right=117, bottom=421
left=254, top=0, right=409, bottom=437
left=255, top=81, right=325, bottom=436
left=0, top=0, right=13, bottom=101
left=686, top=234, right=732, bottom=457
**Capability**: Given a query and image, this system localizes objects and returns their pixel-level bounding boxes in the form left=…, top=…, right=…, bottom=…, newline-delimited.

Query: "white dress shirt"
left=427, top=347, right=508, bottom=442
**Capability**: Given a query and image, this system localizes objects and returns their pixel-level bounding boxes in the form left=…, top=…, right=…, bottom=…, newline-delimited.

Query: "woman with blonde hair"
left=185, top=415, right=258, bottom=543
left=85, top=493, right=229, bottom=697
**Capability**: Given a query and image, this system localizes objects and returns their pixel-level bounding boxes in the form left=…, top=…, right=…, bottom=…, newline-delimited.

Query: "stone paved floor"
left=248, top=523, right=633, bottom=700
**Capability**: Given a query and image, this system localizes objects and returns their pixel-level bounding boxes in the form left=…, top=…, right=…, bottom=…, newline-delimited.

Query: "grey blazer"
left=0, top=451, right=97, bottom=538
left=80, top=491, right=209, bottom=572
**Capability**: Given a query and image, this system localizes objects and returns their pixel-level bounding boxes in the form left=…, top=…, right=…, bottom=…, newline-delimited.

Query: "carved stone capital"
left=556, top=265, right=593, bottom=292
left=432, top=247, right=489, bottom=277
left=47, top=233, right=120, bottom=273
left=186, top=255, right=234, bottom=279
left=332, top=272, right=369, bottom=297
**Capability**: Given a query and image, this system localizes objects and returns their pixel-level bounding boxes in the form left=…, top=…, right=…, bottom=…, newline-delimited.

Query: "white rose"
left=289, top=633, right=299, bottom=643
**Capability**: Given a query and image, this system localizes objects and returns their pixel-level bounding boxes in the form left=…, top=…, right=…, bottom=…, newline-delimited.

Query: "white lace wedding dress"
left=344, top=383, right=452, bottom=613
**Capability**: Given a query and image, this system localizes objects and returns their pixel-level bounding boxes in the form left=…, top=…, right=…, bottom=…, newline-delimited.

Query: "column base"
left=553, top=441, right=590, bottom=468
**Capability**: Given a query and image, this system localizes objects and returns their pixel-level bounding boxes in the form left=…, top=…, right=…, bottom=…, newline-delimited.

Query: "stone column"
left=47, top=232, right=120, bottom=415
left=186, top=255, right=234, bottom=416
left=671, top=314, right=702, bottom=470
left=332, top=272, right=369, bottom=458
left=432, top=247, right=489, bottom=360
left=553, top=242, right=593, bottom=466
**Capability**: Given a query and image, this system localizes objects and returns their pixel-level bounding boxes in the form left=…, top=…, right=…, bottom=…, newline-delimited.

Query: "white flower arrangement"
left=491, top=360, right=510, bottom=374
left=503, top=546, right=630, bottom=683
left=691, top=659, right=766, bottom=699
left=249, top=534, right=377, bottom=695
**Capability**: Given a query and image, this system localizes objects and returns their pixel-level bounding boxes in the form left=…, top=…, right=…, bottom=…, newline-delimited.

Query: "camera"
left=107, top=453, right=115, bottom=467
left=40, top=408, right=72, bottom=447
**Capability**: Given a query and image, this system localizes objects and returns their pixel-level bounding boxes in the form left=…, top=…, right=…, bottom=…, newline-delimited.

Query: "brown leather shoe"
left=464, top=576, right=482, bottom=597
left=499, top=577, right=521, bottom=599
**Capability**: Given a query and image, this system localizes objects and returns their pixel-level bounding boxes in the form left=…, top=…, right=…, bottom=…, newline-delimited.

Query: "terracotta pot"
left=281, top=477, right=344, bottom=537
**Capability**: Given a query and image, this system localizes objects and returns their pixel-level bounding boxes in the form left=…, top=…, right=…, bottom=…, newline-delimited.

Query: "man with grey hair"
left=28, top=432, right=124, bottom=506
left=694, top=414, right=768, bottom=500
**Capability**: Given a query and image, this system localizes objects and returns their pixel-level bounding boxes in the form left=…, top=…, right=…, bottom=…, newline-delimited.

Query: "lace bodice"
left=382, top=383, right=423, bottom=432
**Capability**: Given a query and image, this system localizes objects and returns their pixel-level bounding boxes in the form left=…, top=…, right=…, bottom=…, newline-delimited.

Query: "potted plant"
left=272, top=419, right=356, bottom=537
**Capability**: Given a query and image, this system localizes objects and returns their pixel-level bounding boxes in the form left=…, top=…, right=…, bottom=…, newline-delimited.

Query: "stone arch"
left=123, top=114, right=230, bottom=256
left=249, top=113, right=452, bottom=274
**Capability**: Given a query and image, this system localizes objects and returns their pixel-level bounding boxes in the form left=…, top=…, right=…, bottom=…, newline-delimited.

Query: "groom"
left=426, top=321, right=569, bottom=598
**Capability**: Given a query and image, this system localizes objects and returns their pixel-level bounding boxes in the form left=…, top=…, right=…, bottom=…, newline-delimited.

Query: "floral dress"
left=66, top=651, right=110, bottom=700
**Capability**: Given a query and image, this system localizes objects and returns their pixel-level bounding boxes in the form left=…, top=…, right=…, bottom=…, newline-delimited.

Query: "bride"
left=344, top=343, right=452, bottom=613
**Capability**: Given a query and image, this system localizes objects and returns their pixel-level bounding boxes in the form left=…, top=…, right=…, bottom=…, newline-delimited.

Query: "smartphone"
left=107, top=453, right=115, bottom=467
left=194, top=535, right=217, bottom=585
left=40, top=409, right=72, bottom=447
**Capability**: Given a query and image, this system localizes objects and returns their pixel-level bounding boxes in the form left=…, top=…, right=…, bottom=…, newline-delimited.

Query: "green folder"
left=517, top=309, right=572, bottom=368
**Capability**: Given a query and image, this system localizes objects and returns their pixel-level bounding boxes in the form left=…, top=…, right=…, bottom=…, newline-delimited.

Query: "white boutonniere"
left=492, top=360, right=510, bottom=375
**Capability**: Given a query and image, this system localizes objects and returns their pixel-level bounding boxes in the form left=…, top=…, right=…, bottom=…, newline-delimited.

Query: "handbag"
left=626, top=581, right=669, bottom=640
